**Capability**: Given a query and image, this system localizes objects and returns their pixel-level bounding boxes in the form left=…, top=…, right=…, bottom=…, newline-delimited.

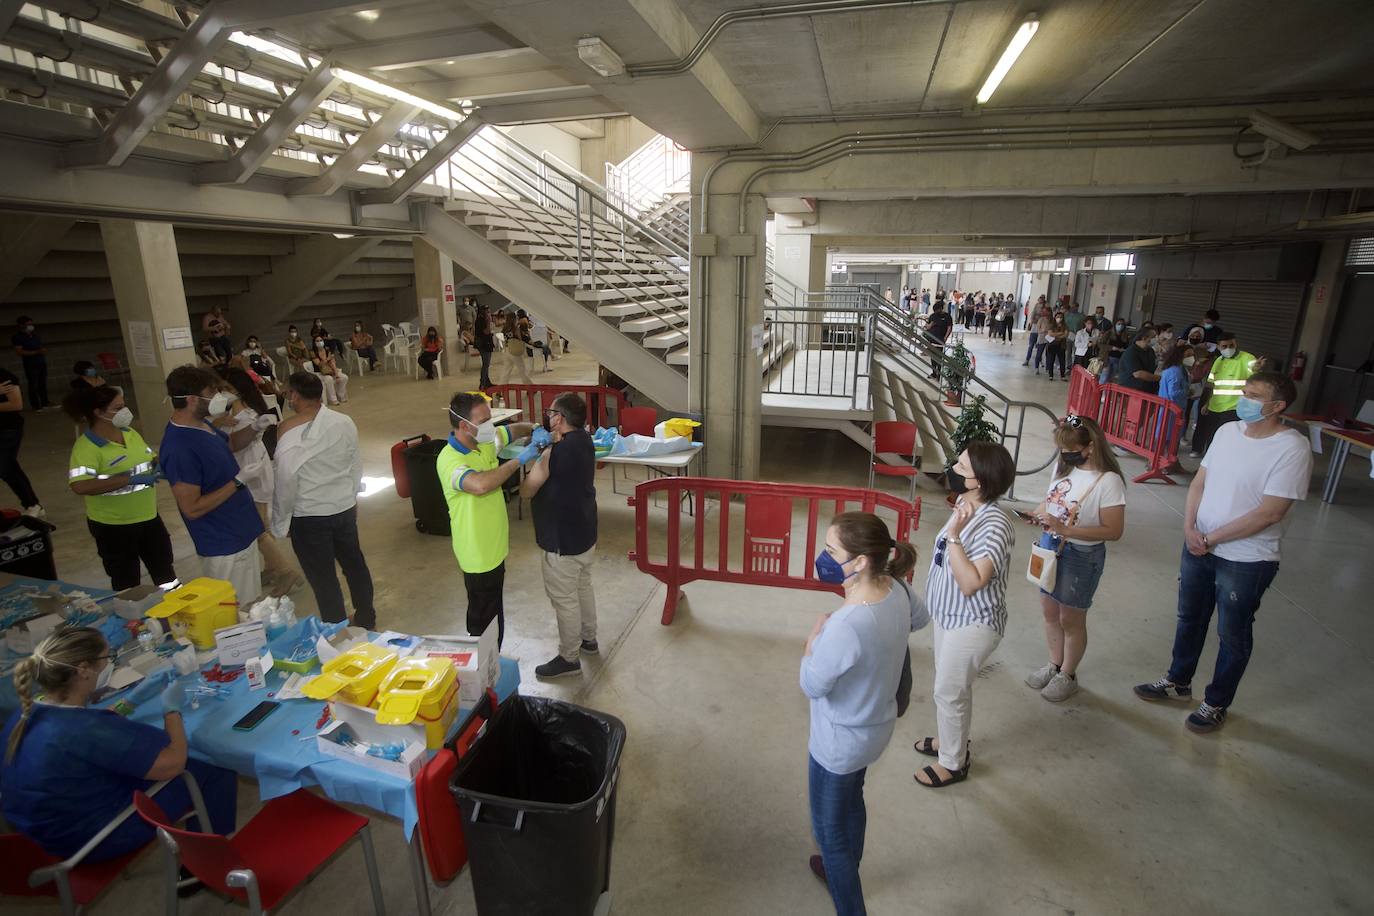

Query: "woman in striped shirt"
left=914, top=441, right=1017, bottom=788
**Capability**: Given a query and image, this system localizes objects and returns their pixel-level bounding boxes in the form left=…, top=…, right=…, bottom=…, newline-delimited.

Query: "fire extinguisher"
left=1291, top=350, right=1306, bottom=381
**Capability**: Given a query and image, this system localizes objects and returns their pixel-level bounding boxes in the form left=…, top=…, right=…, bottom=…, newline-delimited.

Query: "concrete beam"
left=477, top=95, right=625, bottom=124
left=195, top=63, right=341, bottom=185
left=416, top=69, right=582, bottom=101
left=287, top=103, right=419, bottom=197
left=225, top=234, right=383, bottom=332
left=331, top=26, right=522, bottom=71
left=466, top=0, right=761, bottom=147
left=0, top=214, right=76, bottom=301
left=354, top=115, right=486, bottom=206
left=1, top=0, right=24, bottom=38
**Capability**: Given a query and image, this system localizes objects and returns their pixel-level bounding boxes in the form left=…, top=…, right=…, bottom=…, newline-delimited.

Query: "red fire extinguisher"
left=1291, top=350, right=1306, bottom=381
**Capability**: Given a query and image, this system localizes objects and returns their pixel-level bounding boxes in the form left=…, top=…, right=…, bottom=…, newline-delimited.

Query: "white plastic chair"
left=381, top=323, right=400, bottom=341
left=415, top=347, right=445, bottom=381
left=383, top=336, right=411, bottom=373
left=349, top=347, right=370, bottom=377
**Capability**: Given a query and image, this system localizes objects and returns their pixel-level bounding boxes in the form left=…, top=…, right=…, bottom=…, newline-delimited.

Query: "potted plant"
left=943, top=395, right=1001, bottom=505
left=941, top=341, right=972, bottom=406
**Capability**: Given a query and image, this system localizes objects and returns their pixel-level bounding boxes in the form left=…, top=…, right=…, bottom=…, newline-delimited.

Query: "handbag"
left=1026, top=473, right=1106, bottom=591
left=892, top=578, right=926, bottom=717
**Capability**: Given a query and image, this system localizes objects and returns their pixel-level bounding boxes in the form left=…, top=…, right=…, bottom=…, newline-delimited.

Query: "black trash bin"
left=450, top=695, right=625, bottom=916
left=404, top=438, right=451, bottom=536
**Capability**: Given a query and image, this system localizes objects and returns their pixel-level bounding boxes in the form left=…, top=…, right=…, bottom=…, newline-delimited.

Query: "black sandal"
left=913, top=737, right=938, bottom=757
left=914, top=751, right=972, bottom=788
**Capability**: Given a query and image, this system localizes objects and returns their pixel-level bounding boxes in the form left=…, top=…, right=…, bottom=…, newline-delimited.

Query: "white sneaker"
left=1041, top=671, right=1079, bottom=702
left=21, top=504, right=46, bottom=520
left=1025, top=662, right=1059, bottom=690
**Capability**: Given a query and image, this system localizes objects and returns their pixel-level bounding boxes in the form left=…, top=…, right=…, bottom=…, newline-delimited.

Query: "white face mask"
left=289, top=331, right=298, bottom=339
left=1220, top=346, right=1237, bottom=359
left=208, top=391, right=232, bottom=417
left=248, top=342, right=259, bottom=351
left=1183, top=356, right=1196, bottom=368
left=109, top=407, right=134, bottom=429
left=94, top=660, right=113, bottom=693
left=466, top=417, right=497, bottom=444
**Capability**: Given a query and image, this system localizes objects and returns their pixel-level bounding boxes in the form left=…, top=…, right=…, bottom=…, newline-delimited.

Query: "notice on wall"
left=128, top=320, right=157, bottom=367
left=160, top=326, right=194, bottom=350
left=420, top=297, right=439, bottom=329
left=783, top=245, right=800, bottom=260
left=443, top=283, right=455, bottom=303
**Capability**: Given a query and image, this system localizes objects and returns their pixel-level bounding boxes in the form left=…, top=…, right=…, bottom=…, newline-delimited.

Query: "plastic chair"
left=1, top=773, right=207, bottom=916
left=384, top=336, right=411, bottom=373
left=869, top=421, right=920, bottom=501
left=414, top=347, right=444, bottom=382
left=133, top=788, right=384, bottom=916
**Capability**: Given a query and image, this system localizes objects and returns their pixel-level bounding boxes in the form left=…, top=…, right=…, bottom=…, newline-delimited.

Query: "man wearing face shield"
left=436, top=392, right=536, bottom=647
left=159, top=366, right=264, bottom=610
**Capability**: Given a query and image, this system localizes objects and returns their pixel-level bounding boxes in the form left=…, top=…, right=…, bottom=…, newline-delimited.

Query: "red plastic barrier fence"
left=628, top=477, right=922, bottom=625
left=1066, top=365, right=1102, bottom=418
left=480, top=384, right=626, bottom=429
left=1097, top=384, right=1185, bottom=484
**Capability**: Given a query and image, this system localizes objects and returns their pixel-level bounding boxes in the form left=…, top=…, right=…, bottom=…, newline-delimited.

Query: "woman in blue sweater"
left=800, top=512, right=928, bottom=915
left=1156, top=343, right=1192, bottom=466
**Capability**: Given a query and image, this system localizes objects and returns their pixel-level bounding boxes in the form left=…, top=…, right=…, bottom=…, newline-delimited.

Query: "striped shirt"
left=925, top=501, right=1016, bottom=635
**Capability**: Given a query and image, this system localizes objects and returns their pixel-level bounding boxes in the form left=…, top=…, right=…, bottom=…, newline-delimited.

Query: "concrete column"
left=99, top=220, right=194, bottom=444
left=412, top=239, right=459, bottom=364
left=1293, top=238, right=1348, bottom=411
left=691, top=154, right=765, bottom=480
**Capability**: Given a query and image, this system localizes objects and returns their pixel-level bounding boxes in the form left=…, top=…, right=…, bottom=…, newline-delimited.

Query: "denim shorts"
left=1038, top=531, right=1106, bottom=609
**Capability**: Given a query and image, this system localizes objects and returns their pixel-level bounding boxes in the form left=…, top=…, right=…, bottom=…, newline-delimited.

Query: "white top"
left=926, top=502, right=1015, bottom=636
left=1043, top=468, right=1127, bottom=546
left=270, top=405, right=363, bottom=537
left=1074, top=328, right=1094, bottom=356
left=1197, top=422, right=1312, bottom=562
left=229, top=408, right=274, bottom=505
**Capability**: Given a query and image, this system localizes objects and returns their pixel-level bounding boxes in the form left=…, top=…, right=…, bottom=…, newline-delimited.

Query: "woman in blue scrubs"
left=1, top=627, right=237, bottom=862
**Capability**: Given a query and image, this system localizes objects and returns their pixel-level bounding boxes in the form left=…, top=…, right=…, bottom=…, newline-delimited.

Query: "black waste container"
left=450, top=695, right=625, bottom=916
left=404, top=438, right=451, bottom=536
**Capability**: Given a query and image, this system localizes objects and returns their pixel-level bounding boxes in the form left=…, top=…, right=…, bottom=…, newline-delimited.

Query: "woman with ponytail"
left=1, top=628, right=238, bottom=863
left=801, top=512, right=929, bottom=915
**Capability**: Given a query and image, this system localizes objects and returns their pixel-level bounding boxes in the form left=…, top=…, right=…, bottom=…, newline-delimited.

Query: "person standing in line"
left=1023, top=417, right=1126, bottom=702
left=1064, top=301, right=1085, bottom=335
left=474, top=305, right=496, bottom=389
left=914, top=442, right=1016, bottom=787
left=11, top=316, right=50, bottom=411
left=1115, top=327, right=1161, bottom=392
left=522, top=393, right=600, bottom=678
left=1072, top=317, right=1098, bottom=369
left=63, top=385, right=177, bottom=591
left=501, top=311, right=535, bottom=385
left=271, top=372, right=375, bottom=628
left=1042, top=313, right=1070, bottom=380
left=0, top=366, right=45, bottom=519
left=1134, top=372, right=1311, bottom=733
left=349, top=322, right=378, bottom=372
left=436, top=392, right=537, bottom=647
left=1156, top=344, right=1192, bottom=465
left=923, top=300, right=954, bottom=381
left=1189, top=331, right=1255, bottom=459
left=160, top=366, right=264, bottom=610
left=1104, top=317, right=1131, bottom=382
left=1182, top=308, right=1224, bottom=347
left=1022, top=301, right=1045, bottom=367
left=1030, top=305, right=1053, bottom=372
left=201, top=305, right=233, bottom=363
left=801, top=512, right=926, bottom=915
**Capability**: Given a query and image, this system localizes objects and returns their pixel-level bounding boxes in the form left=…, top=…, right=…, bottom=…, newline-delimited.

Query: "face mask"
left=24, top=325, right=34, bottom=333
left=814, top=550, right=857, bottom=585
left=1060, top=450, right=1089, bottom=467
left=208, top=391, right=231, bottom=418
left=83, top=367, right=98, bottom=378
left=945, top=464, right=972, bottom=495
left=464, top=417, right=496, bottom=444
left=95, top=661, right=113, bottom=693
left=1183, top=356, right=1196, bottom=368
left=1219, top=346, right=1237, bottom=359
left=1236, top=396, right=1268, bottom=423
left=248, top=341, right=259, bottom=350
left=289, top=331, right=298, bottom=339
left=109, top=407, right=133, bottom=429
left=1115, top=323, right=1125, bottom=331
left=355, top=326, right=362, bottom=332
left=1203, top=322, right=1214, bottom=329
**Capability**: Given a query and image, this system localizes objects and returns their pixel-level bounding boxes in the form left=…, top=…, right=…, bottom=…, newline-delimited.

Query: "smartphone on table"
left=232, top=701, right=279, bottom=732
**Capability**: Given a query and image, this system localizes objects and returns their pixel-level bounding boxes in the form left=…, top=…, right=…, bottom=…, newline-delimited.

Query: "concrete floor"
left=7, top=331, right=1374, bottom=915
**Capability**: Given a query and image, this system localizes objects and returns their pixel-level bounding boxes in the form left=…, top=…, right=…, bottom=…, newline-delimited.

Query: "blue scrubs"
left=1, top=704, right=237, bottom=861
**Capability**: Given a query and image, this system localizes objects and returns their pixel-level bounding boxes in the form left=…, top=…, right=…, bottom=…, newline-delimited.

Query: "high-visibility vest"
left=1206, top=350, right=1256, bottom=412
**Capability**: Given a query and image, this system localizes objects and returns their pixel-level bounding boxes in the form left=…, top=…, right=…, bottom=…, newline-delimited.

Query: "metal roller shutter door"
left=1214, top=281, right=1305, bottom=364
left=1152, top=279, right=1216, bottom=331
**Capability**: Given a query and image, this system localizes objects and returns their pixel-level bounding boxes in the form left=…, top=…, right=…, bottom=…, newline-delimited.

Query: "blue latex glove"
left=531, top=427, right=552, bottom=448
left=516, top=443, right=541, bottom=466
left=160, top=679, right=187, bottom=714
left=122, top=669, right=173, bottom=706
left=129, top=472, right=159, bottom=487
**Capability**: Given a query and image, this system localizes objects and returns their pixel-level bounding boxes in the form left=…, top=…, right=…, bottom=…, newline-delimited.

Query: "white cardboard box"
left=327, top=697, right=428, bottom=748
left=316, top=720, right=424, bottom=780
left=416, top=618, right=497, bottom=706
left=214, top=621, right=267, bottom=669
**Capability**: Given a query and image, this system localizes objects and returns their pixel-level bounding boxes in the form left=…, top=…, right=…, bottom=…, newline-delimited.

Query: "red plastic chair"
left=869, top=421, right=921, bottom=501
left=1, top=772, right=207, bottom=915
left=133, top=788, right=384, bottom=916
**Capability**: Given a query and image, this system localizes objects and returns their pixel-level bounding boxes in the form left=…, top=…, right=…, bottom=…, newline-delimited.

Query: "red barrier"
left=480, top=384, right=626, bottom=429
left=628, top=477, right=922, bottom=625
left=1066, top=365, right=1102, bottom=418
left=1097, top=385, right=1185, bottom=484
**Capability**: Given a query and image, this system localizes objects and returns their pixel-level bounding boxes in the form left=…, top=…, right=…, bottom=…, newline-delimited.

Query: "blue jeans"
left=808, top=755, right=867, bottom=915
left=1167, top=547, right=1279, bottom=708
left=89, top=759, right=238, bottom=862
left=1023, top=332, right=1039, bottom=363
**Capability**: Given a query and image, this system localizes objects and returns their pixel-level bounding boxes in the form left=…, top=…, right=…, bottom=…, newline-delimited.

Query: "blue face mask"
left=815, top=550, right=857, bottom=585
left=1235, top=396, right=1268, bottom=423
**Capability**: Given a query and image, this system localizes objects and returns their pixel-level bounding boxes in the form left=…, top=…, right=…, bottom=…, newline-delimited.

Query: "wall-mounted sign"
left=161, top=326, right=194, bottom=350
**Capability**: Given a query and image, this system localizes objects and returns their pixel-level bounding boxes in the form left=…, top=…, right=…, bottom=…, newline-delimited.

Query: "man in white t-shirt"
left=1134, top=372, right=1312, bottom=733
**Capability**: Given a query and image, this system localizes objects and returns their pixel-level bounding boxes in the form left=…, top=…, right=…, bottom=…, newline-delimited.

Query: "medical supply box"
left=145, top=578, right=238, bottom=650
left=415, top=618, right=497, bottom=707
left=316, top=721, right=425, bottom=780
left=374, top=657, right=460, bottom=749
left=302, top=642, right=398, bottom=706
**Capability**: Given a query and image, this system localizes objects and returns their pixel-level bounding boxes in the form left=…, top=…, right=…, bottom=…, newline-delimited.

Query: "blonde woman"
left=1, top=628, right=237, bottom=863
left=501, top=311, right=534, bottom=385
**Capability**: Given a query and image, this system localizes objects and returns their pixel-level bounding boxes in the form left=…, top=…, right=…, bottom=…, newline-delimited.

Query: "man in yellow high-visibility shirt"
left=1190, top=331, right=1256, bottom=458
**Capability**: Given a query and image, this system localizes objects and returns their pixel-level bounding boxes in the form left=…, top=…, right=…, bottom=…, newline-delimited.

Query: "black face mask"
left=945, top=464, right=971, bottom=494
left=1061, top=450, right=1089, bottom=467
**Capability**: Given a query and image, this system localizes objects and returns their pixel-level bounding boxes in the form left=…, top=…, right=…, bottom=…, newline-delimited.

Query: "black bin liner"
left=450, top=695, right=626, bottom=916
left=403, top=438, right=450, bottom=536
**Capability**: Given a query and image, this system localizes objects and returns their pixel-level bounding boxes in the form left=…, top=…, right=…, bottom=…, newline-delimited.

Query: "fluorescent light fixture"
left=577, top=37, right=625, bottom=78
left=355, top=9, right=380, bottom=21
left=334, top=68, right=469, bottom=121
left=975, top=13, right=1038, bottom=105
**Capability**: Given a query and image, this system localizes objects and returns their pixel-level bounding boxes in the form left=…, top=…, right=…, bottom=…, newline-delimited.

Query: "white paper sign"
left=128, top=320, right=157, bottom=367
left=420, top=297, right=439, bottom=329
left=161, top=326, right=194, bottom=350
left=1308, top=425, right=1324, bottom=454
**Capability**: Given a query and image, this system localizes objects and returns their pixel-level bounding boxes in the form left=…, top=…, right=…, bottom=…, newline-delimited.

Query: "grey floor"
left=8, top=330, right=1373, bottom=915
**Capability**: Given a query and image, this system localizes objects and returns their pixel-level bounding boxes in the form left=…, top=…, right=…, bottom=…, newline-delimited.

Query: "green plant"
left=946, top=395, right=1000, bottom=464
left=940, top=340, right=972, bottom=393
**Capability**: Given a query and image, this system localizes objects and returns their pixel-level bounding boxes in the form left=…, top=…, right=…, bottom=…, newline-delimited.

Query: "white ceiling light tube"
left=334, top=68, right=469, bottom=121
left=975, top=13, right=1038, bottom=105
